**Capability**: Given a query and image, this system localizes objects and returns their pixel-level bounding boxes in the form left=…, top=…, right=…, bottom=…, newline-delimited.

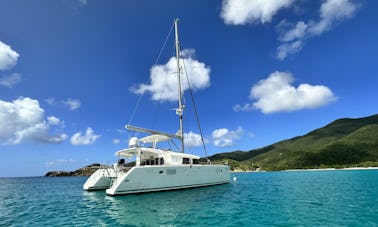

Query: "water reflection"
left=94, top=184, right=233, bottom=226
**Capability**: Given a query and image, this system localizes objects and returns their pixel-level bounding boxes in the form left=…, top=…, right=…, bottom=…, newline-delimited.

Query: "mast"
left=174, top=18, right=185, bottom=153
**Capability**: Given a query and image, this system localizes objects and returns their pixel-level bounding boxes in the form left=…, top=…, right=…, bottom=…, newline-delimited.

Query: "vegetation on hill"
left=209, top=114, right=378, bottom=171
left=45, top=163, right=109, bottom=177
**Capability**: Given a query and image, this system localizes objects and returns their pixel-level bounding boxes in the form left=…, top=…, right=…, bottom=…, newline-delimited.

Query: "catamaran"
left=83, top=19, right=230, bottom=196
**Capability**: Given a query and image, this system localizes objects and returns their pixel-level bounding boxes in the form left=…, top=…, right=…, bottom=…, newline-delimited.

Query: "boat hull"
left=83, top=168, right=116, bottom=191
left=106, top=165, right=230, bottom=196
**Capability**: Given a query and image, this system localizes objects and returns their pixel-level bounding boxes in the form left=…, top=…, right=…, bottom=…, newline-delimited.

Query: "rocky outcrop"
left=45, top=163, right=109, bottom=177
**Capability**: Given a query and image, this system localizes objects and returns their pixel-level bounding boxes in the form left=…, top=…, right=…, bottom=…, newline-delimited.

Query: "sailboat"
left=83, top=19, right=230, bottom=196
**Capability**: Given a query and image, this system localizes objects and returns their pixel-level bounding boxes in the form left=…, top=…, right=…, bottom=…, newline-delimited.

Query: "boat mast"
left=174, top=18, right=185, bottom=153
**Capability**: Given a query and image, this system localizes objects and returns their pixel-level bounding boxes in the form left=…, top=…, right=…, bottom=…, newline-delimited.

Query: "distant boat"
left=83, top=19, right=230, bottom=196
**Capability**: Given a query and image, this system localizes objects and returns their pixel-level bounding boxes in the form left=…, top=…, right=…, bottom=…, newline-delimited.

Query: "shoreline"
left=283, top=166, right=378, bottom=172
left=230, top=166, right=378, bottom=173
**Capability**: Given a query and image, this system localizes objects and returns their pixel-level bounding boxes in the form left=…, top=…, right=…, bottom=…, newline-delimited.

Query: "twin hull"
left=106, top=165, right=230, bottom=196
left=83, top=168, right=116, bottom=191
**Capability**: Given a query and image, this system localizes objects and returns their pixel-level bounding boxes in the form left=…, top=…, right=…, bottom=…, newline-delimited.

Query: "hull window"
left=167, top=169, right=176, bottom=175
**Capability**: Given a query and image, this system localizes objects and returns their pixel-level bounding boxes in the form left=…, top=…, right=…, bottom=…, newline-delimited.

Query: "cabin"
left=115, top=136, right=201, bottom=167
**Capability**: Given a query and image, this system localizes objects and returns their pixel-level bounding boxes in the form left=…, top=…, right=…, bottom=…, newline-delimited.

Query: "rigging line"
left=182, top=56, right=209, bottom=160
left=128, top=22, right=175, bottom=126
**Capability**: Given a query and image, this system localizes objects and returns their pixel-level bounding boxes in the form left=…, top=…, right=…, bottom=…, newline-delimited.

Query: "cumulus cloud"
left=276, top=0, right=357, bottom=59
left=63, top=99, right=81, bottom=111
left=184, top=131, right=205, bottom=147
left=0, top=41, right=19, bottom=71
left=220, top=0, right=359, bottom=59
left=0, top=97, right=67, bottom=145
left=70, top=127, right=100, bottom=145
left=131, top=49, right=210, bottom=102
left=221, top=0, right=295, bottom=25
left=0, top=73, right=22, bottom=88
left=212, top=126, right=243, bottom=148
left=235, top=71, right=336, bottom=114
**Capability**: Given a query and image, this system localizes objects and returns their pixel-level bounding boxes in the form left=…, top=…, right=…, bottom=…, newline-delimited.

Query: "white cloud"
left=47, top=116, right=62, bottom=126
left=236, top=71, right=336, bottom=114
left=276, top=40, right=303, bottom=60
left=277, top=21, right=308, bottom=42
left=131, top=49, right=210, bottom=102
left=45, top=158, right=77, bottom=168
left=276, top=0, right=357, bottom=59
left=0, top=41, right=19, bottom=71
left=233, top=103, right=254, bottom=112
left=0, top=97, right=67, bottom=145
left=220, top=0, right=359, bottom=60
left=184, top=131, right=204, bottom=147
left=309, top=0, right=357, bottom=36
left=78, top=0, right=87, bottom=5
left=212, top=126, right=243, bottom=148
left=70, top=127, right=100, bottom=145
left=221, top=0, right=295, bottom=25
left=63, top=99, right=81, bottom=111
left=0, top=73, right=22, bottom=88
left=112, top=139, right=120, bottom=145
left=45, top=98, right=81, bottom=111
left=45, top=98, right=55, bottom=105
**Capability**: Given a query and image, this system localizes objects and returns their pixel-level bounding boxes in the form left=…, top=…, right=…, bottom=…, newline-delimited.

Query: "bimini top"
left=115, top=147, right=200, bottom=159
left=139, top=134, right=170, bottom=144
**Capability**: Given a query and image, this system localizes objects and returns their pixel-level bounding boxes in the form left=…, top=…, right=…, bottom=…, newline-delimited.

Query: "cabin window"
left=193, top=159, right=199, bottom=164
left=160, top=158, right=164, bottom=165
left=182, top=158, right=190, bottom=164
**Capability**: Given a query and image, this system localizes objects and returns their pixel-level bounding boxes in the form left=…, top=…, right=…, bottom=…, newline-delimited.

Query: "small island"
left=45, top=163, right=110, bottom=177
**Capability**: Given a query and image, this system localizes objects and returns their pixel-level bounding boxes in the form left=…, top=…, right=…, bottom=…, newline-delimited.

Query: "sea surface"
left=1, top=170, right=378, bottom=226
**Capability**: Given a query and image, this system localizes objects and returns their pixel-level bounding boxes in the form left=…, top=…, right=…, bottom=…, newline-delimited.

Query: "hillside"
left=209, top=114, right=378, bottom=171
left=45, top=163, right=109, bottom=177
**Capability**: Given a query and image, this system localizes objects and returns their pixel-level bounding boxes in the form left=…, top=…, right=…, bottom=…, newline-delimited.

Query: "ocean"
left=1, top=170, right=377, bottom=226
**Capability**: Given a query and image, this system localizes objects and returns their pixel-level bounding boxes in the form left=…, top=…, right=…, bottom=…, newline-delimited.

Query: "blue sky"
left=1, top=0, right=377, bottom=177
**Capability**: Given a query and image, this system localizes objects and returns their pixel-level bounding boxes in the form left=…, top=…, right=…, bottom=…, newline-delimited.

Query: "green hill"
left=209, top=114, right=378, bottom=171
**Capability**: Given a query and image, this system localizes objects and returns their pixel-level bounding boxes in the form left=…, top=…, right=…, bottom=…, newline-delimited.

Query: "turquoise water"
left=1, top=170, right=378, bottom=226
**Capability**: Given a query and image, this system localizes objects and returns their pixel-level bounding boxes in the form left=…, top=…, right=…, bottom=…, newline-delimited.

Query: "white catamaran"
left=83, top=19, right=230, bottom=196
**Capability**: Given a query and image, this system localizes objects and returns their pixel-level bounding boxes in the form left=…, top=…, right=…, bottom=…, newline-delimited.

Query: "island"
left=45, top=163, right=110, bottom=177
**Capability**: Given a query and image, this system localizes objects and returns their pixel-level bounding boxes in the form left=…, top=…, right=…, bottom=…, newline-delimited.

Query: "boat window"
left=160, top=158, right=164, bottom=165
left=151, top=159, right=155, bottom=165
left=167, top=169, right=176, bottom=175
left=182, top=158, right=190, bottom=164
left=193, top=159, right=199, bottom=164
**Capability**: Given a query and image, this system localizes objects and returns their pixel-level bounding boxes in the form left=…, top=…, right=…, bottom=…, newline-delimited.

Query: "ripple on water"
left=1, top=170, right=378, bottom=226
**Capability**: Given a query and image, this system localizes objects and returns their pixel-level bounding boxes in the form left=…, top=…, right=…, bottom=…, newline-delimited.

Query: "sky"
left=0, top=0, right=377, bottom=177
